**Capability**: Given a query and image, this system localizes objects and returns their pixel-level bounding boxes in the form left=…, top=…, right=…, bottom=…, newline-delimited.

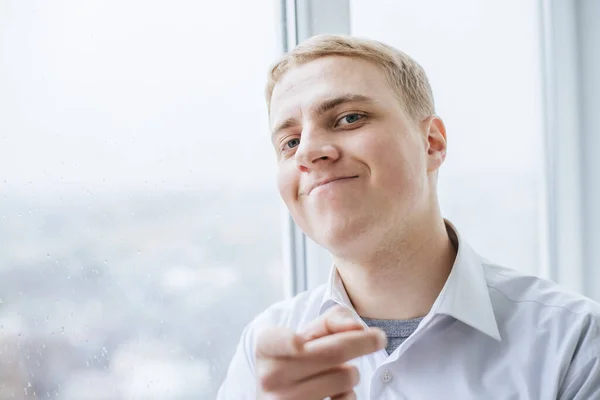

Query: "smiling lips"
left=307, top=176, right=359, bottom=195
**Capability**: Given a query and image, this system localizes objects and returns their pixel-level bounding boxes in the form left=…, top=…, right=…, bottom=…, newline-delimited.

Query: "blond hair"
left=266, top=34, right=435, bottom=121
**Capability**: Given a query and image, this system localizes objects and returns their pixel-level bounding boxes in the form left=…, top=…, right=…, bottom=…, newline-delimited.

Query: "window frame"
left=571, top=0, right=600, bottom=300
left=538, top=0, right=585, bottom=293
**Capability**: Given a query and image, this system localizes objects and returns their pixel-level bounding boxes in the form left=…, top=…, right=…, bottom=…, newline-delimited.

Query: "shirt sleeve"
left=558, top=356, right=600, bottom=400
left=216, top=324, right=258, bottom=400
left=558, top=316, right=600, bottom=400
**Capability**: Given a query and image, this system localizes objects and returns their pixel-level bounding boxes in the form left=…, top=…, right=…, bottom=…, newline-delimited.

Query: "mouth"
left=309, top=176, right=359, bottom=195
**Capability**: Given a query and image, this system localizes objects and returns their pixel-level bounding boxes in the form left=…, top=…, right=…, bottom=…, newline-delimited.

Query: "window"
left=0, top=1, right=283, bottom=398
left=349, top=0, right=547, bottom=276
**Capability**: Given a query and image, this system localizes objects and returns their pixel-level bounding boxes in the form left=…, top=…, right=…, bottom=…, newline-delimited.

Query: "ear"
left=421, top=116, right=447, bottom=172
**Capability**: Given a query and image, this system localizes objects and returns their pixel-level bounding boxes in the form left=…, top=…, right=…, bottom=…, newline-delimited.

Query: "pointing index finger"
left=303, top=328, right=388, bottom=364
left=299, top=306, right=365, bottom=342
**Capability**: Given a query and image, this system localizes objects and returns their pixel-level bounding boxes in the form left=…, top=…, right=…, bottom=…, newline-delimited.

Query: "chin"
left=306, top=214, right=371, bottom=255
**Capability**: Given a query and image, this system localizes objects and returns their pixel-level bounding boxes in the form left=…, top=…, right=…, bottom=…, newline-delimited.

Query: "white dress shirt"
left=218, top=224, right=600, bottom=399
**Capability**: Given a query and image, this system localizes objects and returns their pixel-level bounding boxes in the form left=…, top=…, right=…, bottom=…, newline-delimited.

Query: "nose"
left=294, top=127, right=340, bottom=172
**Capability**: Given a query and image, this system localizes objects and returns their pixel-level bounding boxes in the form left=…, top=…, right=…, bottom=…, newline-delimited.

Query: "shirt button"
left=381, top=369, right=393, bottom=383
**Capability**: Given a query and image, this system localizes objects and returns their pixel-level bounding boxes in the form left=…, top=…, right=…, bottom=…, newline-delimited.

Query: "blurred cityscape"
left=0, top=188, right=284, bottom=399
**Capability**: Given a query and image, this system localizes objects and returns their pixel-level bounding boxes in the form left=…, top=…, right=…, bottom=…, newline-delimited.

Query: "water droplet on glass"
left=60, top=327, right=65, bottom=334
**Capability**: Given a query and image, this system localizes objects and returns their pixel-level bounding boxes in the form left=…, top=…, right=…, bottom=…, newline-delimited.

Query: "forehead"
left=269, top=56, right=396, bottom=124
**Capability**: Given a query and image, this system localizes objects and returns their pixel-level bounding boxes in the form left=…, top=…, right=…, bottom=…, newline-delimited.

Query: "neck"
left=333, top=211, right=456, bottom=320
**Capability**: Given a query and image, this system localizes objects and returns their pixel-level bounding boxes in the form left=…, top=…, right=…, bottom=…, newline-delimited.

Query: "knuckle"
left=257, top=364, right=280, bottom=391
left=254, top=335, right=269, bottom=357
left=255, top=327, right=276, bottom=347
left=255, top=327, right=269, bottom=342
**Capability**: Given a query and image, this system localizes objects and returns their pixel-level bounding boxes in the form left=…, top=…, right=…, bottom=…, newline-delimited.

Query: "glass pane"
left=0, top=1, right=283, bottom=398
left=350, top=0, right=546, bottom=275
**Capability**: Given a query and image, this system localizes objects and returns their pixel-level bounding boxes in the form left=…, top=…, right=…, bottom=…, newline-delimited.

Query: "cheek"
left=366, top=131, right=425, bottom=187
left=276, top=163, right=298, bottom=204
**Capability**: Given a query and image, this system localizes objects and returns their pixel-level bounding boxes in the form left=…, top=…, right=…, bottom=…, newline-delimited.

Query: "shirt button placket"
left=381, top=369, right=393, bottom=384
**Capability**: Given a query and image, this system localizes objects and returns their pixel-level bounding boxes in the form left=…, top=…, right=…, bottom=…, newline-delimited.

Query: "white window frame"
left=538, top=0, right=585, bottom=294
left=571, top=0, right=600, bottom=300
left=539, top=0, right=600, bottom=300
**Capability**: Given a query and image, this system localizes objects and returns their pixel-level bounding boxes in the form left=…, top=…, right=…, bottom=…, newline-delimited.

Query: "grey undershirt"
left=362, top=316, right=424, bottom=355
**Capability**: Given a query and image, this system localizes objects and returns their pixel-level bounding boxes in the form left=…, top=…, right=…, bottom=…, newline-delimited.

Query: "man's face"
left=269, top=56, right=445, bottom=255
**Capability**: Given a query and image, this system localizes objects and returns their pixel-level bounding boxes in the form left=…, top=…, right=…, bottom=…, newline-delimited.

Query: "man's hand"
left=255, top=306, right=387, bottom=399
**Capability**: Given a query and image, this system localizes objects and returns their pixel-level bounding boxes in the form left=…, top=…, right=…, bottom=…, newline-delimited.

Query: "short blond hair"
left=266, top=34, right=435, bottom=121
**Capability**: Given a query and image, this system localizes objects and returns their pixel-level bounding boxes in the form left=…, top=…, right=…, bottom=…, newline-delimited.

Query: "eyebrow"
left=271, top=94, right=375, bottom=139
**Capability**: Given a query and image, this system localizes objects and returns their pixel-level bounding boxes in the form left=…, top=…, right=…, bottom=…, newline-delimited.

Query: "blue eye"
left=285, top=138, right=300, bottom=149
left=338, top=113, right=364, bottom=126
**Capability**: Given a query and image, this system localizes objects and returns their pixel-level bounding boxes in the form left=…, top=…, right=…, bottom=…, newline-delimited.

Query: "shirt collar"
left=318, top=220, right=502, bottom=341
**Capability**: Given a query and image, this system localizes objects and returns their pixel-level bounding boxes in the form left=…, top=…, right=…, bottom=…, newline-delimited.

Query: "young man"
left=218, top=35, right=600, bottom=399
